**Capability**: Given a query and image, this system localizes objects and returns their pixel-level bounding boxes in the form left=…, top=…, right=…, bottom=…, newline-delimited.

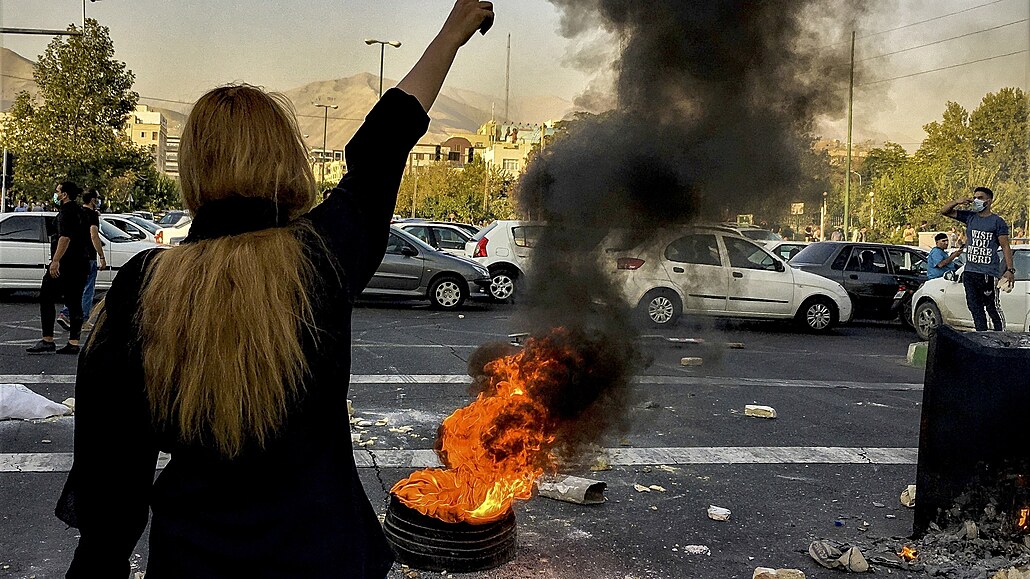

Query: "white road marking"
left=0, top=374, right=923, bottom=390
left=0, top=446, right=917, bottom=472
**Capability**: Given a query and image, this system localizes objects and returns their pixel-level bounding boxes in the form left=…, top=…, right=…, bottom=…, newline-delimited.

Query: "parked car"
left=0, top=212, right=162, bottom=290
left=156, top=210, right=191, bottom=227
left=362, top=226, right=491, bottom=309
left=464, top=220, right=543, bottom=302
left=789, top=241, right=928, bottom=322
left=155, top=221, right=192, bottom=246
left=131, top=210, right=155, bottom=222
left=722, top=223, right=783, bottom=243
left=766, top=240, right=810, bottom=262
left=606, top=226, right=853, bottom=332
left=103, top=214, right=159, bottom=243
left=910, top=248, right=1030, bottom=340
left=396, top=221, right=474, bottom=258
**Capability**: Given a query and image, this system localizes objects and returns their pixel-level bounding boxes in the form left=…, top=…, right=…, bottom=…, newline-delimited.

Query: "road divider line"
left=0, top=373, right=923, bottom=390
left=1, top=446, right=917, bottom=473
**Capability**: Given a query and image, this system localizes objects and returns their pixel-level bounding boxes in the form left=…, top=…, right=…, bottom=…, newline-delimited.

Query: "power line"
left=857, top=49, right=1028, bottom=87
left=856, top=18, right=1028, bottom=63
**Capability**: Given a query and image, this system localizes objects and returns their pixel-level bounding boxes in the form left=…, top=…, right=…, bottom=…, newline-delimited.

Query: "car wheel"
left=489, top=268, right=517, bottom=302
left=914, top=301, right=942, bottom=341
left=429, top=277, right=467, bottom=310
left=797, top=296, right=837, bottom=333
left=899, top=296, right=915, bottom=328
left=640, top=290, right=681, bottom=328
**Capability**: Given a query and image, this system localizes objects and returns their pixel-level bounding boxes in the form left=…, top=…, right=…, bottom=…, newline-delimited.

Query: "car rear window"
left=512, top=226, right=542, bottom=248
left=791, top=243, right=837, bottom=265
left=471, top=221, right=498, bottom=241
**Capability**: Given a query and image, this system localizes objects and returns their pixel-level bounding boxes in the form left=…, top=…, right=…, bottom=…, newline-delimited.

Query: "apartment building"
left=127, top=105, right=167, bottom=170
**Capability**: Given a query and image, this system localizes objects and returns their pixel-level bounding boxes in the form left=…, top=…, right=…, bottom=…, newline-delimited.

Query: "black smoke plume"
left=469, top=0, right=866, bottom=463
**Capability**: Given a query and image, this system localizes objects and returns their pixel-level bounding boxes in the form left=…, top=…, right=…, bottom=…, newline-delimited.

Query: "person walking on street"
left=57, top=190, right=107, bottom=331
left=14, top=197, right=29, bottom=212
left=927, top=232, right=962, bottom=280
left=941, top=186, right=1014, bottom=331
left=55, top=2, right=494, bottom=577
left=27, top=182, right=91, bottom=354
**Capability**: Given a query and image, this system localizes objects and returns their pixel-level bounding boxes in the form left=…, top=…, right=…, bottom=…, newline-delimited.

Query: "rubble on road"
left=707, top=505, right=731, bottom=521
left=536, top=475, right=606, bottom=505
left=900, top=483, right=916, bottom=508
left=0, top=384, right=72, bottom=420
left=753, top=568, right=806, bottom=579
left=680, top=356, right=703, bottom=366
left=744, top=404, right=777, bottom=419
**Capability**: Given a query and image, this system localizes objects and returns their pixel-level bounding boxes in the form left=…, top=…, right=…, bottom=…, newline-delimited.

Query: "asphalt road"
left=0, top=292, right=930, bottom=579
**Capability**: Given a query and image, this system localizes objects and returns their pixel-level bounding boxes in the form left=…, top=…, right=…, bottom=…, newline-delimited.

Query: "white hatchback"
left=0, top=212, right=161, bottom=291
left=910, top=248, right=1030, bottom=340
left=607, top=227, right=853, bottom=331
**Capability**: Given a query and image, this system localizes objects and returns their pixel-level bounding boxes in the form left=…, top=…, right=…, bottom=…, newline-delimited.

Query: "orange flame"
left=1019, top=507, right=1029, bottom=530
left=391, top=332, right=574, bottom=524
left=898, top=545, right=918, bottom=561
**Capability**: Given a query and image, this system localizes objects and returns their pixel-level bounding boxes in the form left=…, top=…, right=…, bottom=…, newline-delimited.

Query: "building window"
left=448, top=151, right=461, bottom=162
left=152, top=131, right=158, bottom=140
left=140, top=131, right=146, bottom=138
left=502, top=159, right=519, bottom=172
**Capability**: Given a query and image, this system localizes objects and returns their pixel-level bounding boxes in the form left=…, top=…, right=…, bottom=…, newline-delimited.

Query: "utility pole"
left=505, top=34, right=511, bottom=122
left=844, top=30, right=856, bottom=240
left=1, top=148, right=8, bottom=213
left=314, top=103, right=337, bottom=185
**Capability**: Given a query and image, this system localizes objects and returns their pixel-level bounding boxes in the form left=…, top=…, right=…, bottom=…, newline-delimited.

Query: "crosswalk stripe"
left=0, top=447, right=917, bottom=473
left=0, top=374, right=922, bottom=391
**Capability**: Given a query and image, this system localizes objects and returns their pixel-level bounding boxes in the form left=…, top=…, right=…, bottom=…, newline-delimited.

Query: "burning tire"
left=640, top=289, right=681, bottom=328
left=429, top=276, right=467, bottom=310
left=796, top=296, right=837, bottom=333
left=383, top=495, right=517, bottom=573
left=914, top=300, right=942, bottom=341
left=488, top=268, right=517, bottom=302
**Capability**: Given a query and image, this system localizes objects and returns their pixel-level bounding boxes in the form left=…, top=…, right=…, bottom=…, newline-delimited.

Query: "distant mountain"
left=1, top=46, right=579, bottom=147
left=1, top=48, right=38, bottom=110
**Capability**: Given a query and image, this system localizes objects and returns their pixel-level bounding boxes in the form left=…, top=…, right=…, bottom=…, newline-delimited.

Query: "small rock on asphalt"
left=707, top=505, right=731, bottom=521
left=744, top=404, right=778, bottom=419
left=680, top=357, right=703, bottom=367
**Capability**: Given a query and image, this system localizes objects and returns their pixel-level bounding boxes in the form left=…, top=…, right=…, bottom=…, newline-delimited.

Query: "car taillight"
left=156, top=230, right=164, bottom=244
left=474, top=237, right=488, bottom=258
left=617, top=258, right=646, bottom=270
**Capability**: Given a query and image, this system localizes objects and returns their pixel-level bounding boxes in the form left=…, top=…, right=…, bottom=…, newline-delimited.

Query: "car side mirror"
left=774, top=260, right=785, bottom=272
left=400, top=246, right=418, bottom=257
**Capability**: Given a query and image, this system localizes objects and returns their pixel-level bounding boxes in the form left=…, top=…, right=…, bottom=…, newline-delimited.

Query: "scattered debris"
left=680, top=357, right=703, bottom=367
left=900, top=484, right=916, bottom=508
left=458, top=315, right=465, bottom=319
left=590, top=456, right=612, bottom=471
left=536, top=475, right=606, bottom=505
left=956, top=520, right=979, bottom=540
left=649, top=485, right=666, bottom=492
left=993, top=568, right=1030, bottom=579
left=753, top=568, right=806, bottom=579
left=744, top=405, right=777, bottom=419
left=357, top=419, right=373, bottom=427
left=808, top=540, right=843, bottom=569
left=62, top=397, right=76, bottom=413
left=388, top=426, right=414, bottom=433
left=707, top=505, right=731, bottom=521
left=509, top=332, right=529, bottom=346
left=655, top=465, right=680, bottom=473
left=725, top=342, right=746, bottom=349
left=374, top=419, right=389, bottom=426
left=633, top=484, right=651, bottom=493
left=872, top=501, right=886, bottom=508
left=838, top=546, right=870, bottom=572
left=681, top=545, right=711, bottom=556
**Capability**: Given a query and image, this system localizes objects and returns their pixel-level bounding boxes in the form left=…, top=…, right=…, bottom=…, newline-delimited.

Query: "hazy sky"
left=1, top=0, right=1027, bottom=147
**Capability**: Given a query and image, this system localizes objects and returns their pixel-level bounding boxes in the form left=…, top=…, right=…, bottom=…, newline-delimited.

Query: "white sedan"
left=607, top=226, right=853, bottom=332
left=910, top=248, right=1030, bottom=340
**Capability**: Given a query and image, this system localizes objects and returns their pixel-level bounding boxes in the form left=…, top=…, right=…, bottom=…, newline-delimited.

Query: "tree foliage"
left=0, top=19, right=176, bottom=209
left=395, top=156, right=517, bottom=224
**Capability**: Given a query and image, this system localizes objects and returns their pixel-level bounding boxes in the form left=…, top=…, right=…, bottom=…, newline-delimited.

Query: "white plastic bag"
left=0, top=384, right=72, bottom=420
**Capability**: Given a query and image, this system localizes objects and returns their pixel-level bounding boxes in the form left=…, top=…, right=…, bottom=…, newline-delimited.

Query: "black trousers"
left=963, top=271, right=1005, bottom=331
left=40, top=264, right=88, bottom=341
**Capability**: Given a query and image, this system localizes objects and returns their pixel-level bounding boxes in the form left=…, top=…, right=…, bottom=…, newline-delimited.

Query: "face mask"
left=95, top=199, right=102, bottom=209
left=53, top=193, right=60, bottom=204
left=972, top=199, right=987, bottom=212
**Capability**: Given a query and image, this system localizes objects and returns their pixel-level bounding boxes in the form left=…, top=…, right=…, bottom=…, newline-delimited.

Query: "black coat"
left=56, top=88, right=429, bottom=578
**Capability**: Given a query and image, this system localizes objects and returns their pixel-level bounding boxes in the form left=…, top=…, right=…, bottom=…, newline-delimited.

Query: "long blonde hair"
left=140, top=84, right=318, bottom=457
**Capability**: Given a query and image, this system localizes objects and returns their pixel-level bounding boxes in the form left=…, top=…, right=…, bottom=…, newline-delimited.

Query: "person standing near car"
left=927, top=232, right=962, bottom=280
left=55, top=2, right=494, bottom=577
left=27, top=182, right=91, bottom=354
left=941, top=186, right=1014, bottom=331
left=57, top=190, right=107, bottom=331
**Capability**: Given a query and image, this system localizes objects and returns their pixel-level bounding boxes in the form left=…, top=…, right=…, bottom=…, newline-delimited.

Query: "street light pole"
left=313, top=103, right=337, bottom=185
left=364, top=38, right=402, bottom=99
left=850, top=170, right=863, bottom=225
left=82, top=0, right=99, bottom=30
left=869, top=191, right=875, bottom=230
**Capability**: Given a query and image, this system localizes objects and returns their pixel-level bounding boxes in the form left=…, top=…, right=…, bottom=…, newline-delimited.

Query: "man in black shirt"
left=58, top=190, right=106, bottom=330
left=27, top=181, right=91, bottom=354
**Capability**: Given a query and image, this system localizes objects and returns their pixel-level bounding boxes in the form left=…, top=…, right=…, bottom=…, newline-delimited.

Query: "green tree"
left=0, top=19, right=166, bottom=206
left=396, top=156, right=516, bottom=224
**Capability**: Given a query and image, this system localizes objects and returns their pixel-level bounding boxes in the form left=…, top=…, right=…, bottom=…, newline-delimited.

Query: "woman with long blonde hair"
left=56, top=3, right=494, bottom=577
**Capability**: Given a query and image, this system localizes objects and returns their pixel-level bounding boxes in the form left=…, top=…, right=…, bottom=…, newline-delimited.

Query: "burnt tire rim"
left=491, top=273, right=514, bottom=300
left=917, top=304, right=940, bottom=339
left=806, top=302, right=832, bottom=330
left=434, top=280, right=463, bottom=308
left=649, top=296, right=675, bottom=324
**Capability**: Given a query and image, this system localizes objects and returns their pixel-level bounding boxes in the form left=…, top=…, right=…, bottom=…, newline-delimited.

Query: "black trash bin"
left=915, top=326, right=1030, bottom=536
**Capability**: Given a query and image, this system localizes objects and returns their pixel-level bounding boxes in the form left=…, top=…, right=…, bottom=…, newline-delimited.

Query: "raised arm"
left=397, top=1, right=494, bottom=112
left=942, top=197, right=972, bottom=219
